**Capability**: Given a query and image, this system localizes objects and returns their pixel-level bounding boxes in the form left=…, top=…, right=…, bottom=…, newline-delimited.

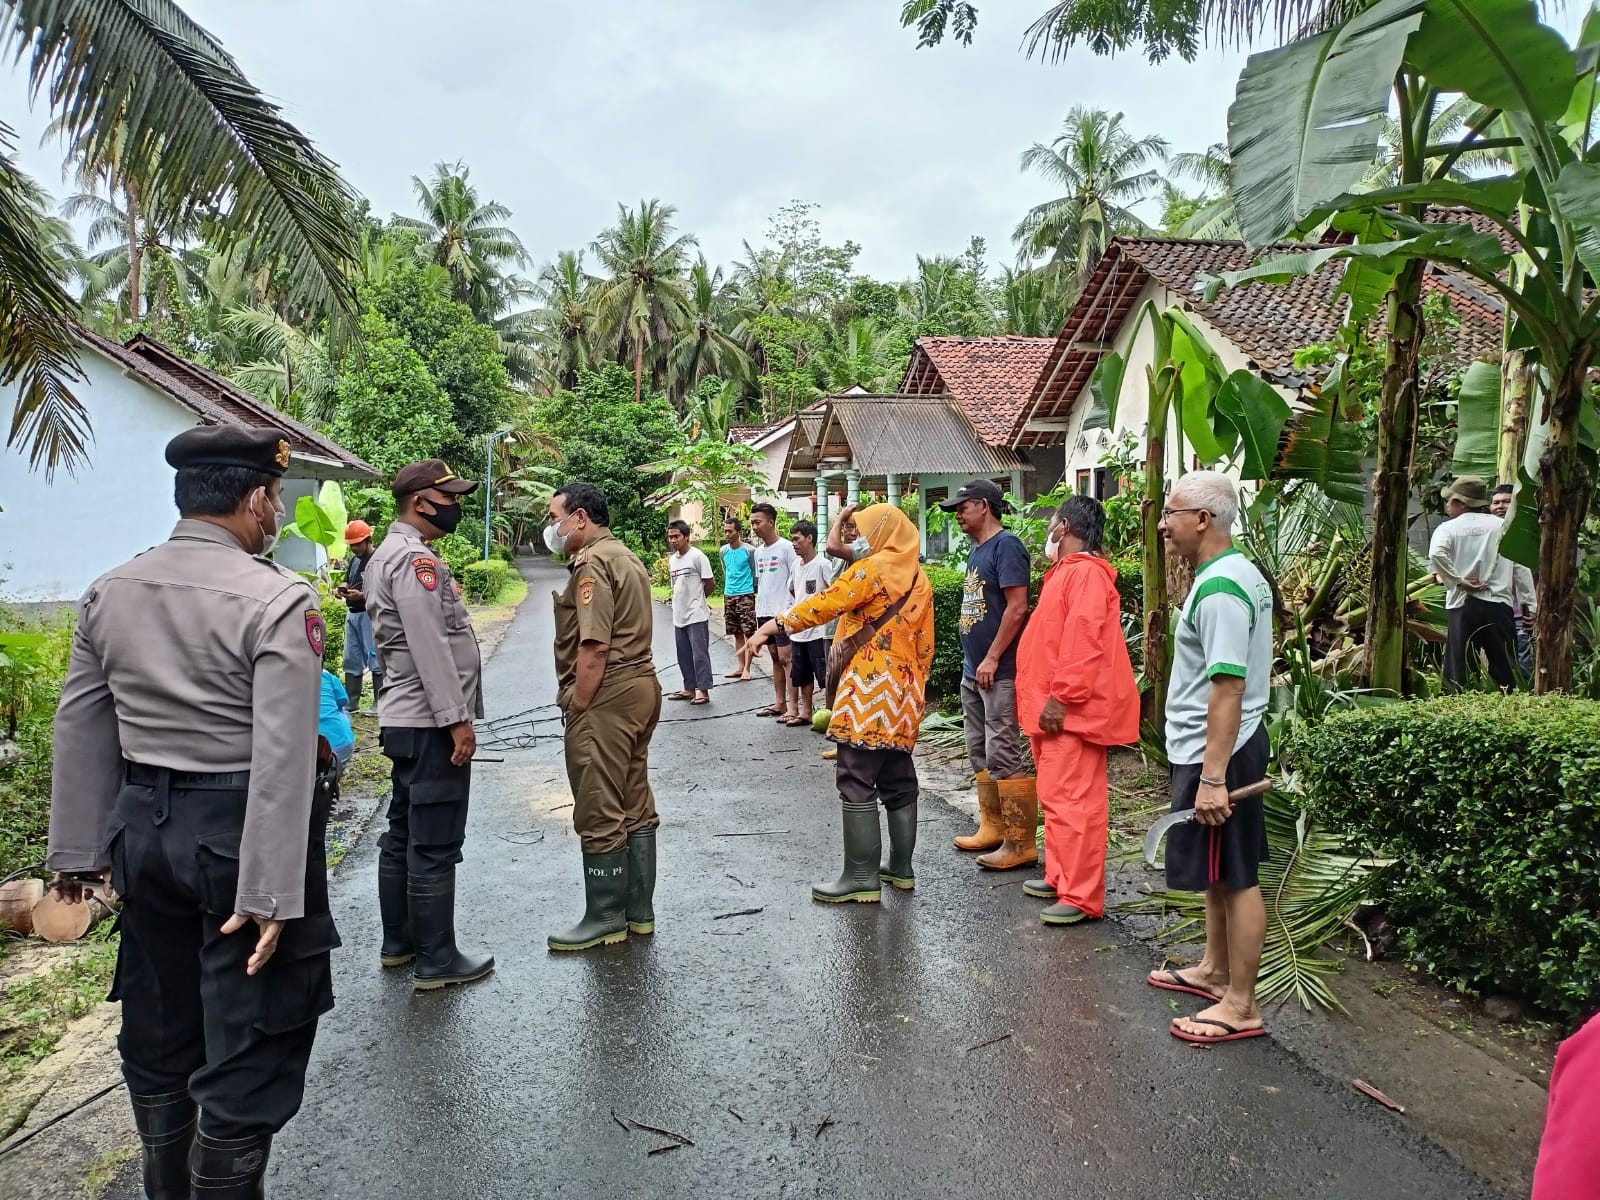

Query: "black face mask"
left=423, top=500, right=463, bottom=534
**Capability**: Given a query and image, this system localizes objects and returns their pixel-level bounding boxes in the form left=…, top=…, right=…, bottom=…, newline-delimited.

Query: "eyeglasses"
left=1160, top=506, right=1209, bottom=520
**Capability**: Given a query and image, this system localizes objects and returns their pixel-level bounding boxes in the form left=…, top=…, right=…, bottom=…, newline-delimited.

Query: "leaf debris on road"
left=712, top=907, right=765, bottom=921
left=713, top=830, right=790, bottom=837
left=1353, top=1079, right=1406, bottom=1113
left=814, top=1114, right=834, bottom=1139
left=965, top=1032, right=1013, bottom=1053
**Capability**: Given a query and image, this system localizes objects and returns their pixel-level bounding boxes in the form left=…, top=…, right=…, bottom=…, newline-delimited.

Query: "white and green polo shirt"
left=1165, top=547, right=1273, bottom=766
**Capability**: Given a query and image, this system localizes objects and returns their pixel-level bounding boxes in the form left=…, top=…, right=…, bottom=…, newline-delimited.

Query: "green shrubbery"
left=461, top=559, right=513, bottom=603
left=1295, top=694, right=1600, bottom=1022
left=924, top=564, right=966, bottom=696
left=0, top=615, right=74, bottom=876
left=316, top=588, right=347, bottom=670
left=1111, top=553, right=1142, bottom=619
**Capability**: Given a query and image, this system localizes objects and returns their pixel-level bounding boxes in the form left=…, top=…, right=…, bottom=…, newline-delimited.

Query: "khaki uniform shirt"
left=554, top=531, right=655, bottom=706
left=366, top=522, right=483, bottom=728
left=48, top=521, right=323, bottom=919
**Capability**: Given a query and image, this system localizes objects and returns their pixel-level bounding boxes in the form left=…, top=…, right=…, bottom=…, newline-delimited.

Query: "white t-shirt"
left=1427, top=511, right=1536, bottom=613
left=668, top=547, right=713, bottom=628
left=754, top=537, right=798, bottom=618
left=788, top=554, right=838, bottom=643
left=1164, top=548, right=1274, bottom=766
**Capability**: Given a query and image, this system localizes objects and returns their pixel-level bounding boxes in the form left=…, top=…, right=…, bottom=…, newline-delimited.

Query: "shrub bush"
left=1111, top=553, right=1143, bottom=619
left=461, top=559, right=512, bottom=604
left=317, top=587, right=347, bottom=669
left=924, top=564, right=965, bottom=697
left=0, top=613, right=74, bottom=876
left=432, top=532, right=480, bottom=578
left=1295, top=694, right=1600, bottom=1022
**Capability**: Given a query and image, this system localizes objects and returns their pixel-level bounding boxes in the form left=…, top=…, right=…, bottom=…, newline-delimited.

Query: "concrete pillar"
left=1009, top=471, right=1023, bottom=507
left=845, top=468, right=860, bottom=506
left=816, top=473, right=829, bottom=533
left=886, top=473, right=900, bottom=508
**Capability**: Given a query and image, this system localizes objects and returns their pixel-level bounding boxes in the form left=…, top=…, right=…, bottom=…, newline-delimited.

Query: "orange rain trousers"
left=1031, top=732, right=1110, bottom=918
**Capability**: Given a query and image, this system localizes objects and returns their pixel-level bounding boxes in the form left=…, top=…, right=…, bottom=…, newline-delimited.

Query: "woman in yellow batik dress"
left=741, top=504, right=934, bottom=903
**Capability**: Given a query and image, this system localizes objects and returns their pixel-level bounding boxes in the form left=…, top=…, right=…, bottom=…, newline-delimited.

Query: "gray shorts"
left=960, top=675, right=1022, bottom=779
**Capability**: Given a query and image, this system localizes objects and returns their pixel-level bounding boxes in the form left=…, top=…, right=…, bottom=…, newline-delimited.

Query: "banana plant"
left=1086, top=302, right=1364, bottom=733
left=1213, top=0, right=1600, bottom=692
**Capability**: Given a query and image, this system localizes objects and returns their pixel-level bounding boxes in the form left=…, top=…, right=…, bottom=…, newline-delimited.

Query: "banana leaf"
left=1449, top=360, right=1503, bottom=480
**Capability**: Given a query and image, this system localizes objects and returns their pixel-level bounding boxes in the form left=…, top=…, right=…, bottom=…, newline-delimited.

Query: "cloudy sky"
left=0, top=2, right=1583, bottom=282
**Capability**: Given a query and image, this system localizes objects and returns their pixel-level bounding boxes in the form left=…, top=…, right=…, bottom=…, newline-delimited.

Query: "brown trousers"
left=565, top=673, right=662, bottom=853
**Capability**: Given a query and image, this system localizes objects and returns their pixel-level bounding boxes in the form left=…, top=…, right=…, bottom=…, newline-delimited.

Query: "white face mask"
left=252, top=488, right=286, bottom=558
left=1044, top=522, right=1065, bottom=562
left=544, top=513, right=576, bottom=555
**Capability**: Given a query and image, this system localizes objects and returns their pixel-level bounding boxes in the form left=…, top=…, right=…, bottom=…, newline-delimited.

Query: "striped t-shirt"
left=1164, top=548, right=1273, bottom=766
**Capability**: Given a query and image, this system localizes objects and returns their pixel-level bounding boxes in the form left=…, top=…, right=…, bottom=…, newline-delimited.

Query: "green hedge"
left=461, top=559, right=513, bottom=603
left=317, top=587, right=347, bottom=668
left=1296, top=694, right=1600, bottom=1022
left=925, top=564, right=966, bottom=696
left=1111, top=553, right=1143, bottom=619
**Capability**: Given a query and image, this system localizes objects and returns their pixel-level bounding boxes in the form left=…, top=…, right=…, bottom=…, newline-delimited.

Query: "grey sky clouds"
left=2, top=2, right=1574, bottom=285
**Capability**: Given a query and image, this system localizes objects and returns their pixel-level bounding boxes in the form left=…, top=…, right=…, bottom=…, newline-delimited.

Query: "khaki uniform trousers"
left=565, top=673, right=662, bottom=853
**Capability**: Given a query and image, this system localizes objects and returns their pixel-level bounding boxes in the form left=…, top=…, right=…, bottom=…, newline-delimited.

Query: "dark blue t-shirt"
left=960, top=530, right=1031, bottom=680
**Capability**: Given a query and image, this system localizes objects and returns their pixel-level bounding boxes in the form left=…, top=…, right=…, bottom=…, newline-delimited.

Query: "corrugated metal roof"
left=828, top=395, right=1030, bottom=476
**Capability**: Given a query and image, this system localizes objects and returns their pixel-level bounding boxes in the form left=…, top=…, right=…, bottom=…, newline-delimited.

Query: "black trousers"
left=1445, top=597, right=1518, bottom=690
left=108, top=770, right=337, bottom=1138
left=379, top=726, right=471, bottom=876
left=673, top=621, right=713, bottom=693
left=835, top=744, right=918, bottom=811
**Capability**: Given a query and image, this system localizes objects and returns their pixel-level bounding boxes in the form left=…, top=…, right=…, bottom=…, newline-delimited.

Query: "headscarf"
left=851, top=503, right=931, bottom=622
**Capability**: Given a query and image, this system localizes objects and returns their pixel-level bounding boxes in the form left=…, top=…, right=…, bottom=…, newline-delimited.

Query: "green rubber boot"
left=812, top=799, right=882, bottom=904
left=878, top=802, right=917, bottom=890
left=548, top=850, right=630, bottom=951
left=1040, top=902, right=1090, bottom=925
left=625, top=828, right=657, bottom=935
left=1022, top=852, right=1055, bottom=899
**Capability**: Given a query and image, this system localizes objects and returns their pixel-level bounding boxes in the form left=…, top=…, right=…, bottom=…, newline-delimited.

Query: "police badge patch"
left=578, top=576, right=595, bottom=605
left=413, top=557, right=439, bottom=591
left=305, top=611, right=326, bottom=656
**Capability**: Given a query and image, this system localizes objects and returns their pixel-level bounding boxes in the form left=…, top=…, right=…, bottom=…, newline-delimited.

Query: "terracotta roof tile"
left=1011, top=234, right=1504, bottom=447
left=901, top=336, right=1056, bottom=446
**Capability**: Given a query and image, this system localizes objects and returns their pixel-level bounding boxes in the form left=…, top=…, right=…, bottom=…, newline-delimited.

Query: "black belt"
left=125, top=763, right=251, bottom=789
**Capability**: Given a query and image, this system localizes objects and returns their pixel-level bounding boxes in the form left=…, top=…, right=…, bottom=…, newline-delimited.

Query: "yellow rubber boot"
left=953, top=770, right=1004, bottom=852
left=976, top=776, right=1039, bottom=871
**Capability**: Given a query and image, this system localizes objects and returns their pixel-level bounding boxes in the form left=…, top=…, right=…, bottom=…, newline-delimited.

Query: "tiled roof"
left=824, top=395, right=1030, bottom=477
left=84, top=331, right=377, bottom=478
left=901, top=336, right=1056, bottom=446
left=1011, top=233, right=1504, bottom=448
left=727, top=399, right=828, bottom=447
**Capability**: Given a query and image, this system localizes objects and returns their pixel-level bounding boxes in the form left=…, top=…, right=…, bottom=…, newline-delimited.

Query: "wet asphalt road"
left=114, top=560, right=1495, bottom=1199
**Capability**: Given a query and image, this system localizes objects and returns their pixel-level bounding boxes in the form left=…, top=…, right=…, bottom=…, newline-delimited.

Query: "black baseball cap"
left=938, top=478, right=1011, bottom=515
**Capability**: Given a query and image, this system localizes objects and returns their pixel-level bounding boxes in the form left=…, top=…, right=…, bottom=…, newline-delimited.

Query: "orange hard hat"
left=343, top=519, right=373, bottom=544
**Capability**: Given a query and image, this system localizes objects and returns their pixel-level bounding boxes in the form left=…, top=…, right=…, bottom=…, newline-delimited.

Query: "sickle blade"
left=1142, top=810, right=1195, bottom=869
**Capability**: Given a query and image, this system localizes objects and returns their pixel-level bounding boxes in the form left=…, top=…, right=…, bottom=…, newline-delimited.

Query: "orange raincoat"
left=1015, top=552, right=1139, bottom=916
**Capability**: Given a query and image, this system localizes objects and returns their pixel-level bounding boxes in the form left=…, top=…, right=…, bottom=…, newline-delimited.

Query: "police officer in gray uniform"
left=364, top=459, right=492, bottom=990
left=48, top=425, right=336, bottom=1199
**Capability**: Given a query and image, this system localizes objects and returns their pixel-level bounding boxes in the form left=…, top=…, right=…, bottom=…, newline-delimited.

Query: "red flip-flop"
left=1146, top=969, right=1223, bottom=1003
left=1170, top=1017, right=1267, bottom=1044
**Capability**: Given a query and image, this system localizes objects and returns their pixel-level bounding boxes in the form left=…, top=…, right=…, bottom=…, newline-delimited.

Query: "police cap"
left=165, top=425, right=292, bottom=476
left=392, top=459, right=479, bottom=499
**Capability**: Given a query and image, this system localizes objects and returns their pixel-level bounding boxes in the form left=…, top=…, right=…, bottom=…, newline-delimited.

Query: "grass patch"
left=84, top=1145, right=139, bottom=1197
left=0, top=928, right=119, bottom=1085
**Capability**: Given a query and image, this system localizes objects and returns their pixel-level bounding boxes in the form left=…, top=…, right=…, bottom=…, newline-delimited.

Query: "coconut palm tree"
left=1, top=0, right=360, bottom=473
left=667, top=257, right=750, bottom=404
left=997, top=264, right=1075, bottom=337
left=815, top=317, right=904, bottom=393
left=1166, top=142, right=1241, bottom=237
left=221, top=305, right=336, bottom=424
left=589, top=199, right=697, bottom=403
left=392, top=161, right=528, bottom=322
left=1014, top=107, right=1168, bottom=276
left=527, top=250, right=600, bottom=394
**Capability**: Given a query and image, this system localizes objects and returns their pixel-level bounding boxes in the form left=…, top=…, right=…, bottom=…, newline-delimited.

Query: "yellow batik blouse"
left=779, top=559, right=934, bottom=752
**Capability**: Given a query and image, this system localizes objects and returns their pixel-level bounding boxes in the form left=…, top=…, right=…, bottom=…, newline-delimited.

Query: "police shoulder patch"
left=578, top=576, right=596, bottom=606
left=412, top=556, right=439, bottom=591
left=305, top=610, right=326, bottom=657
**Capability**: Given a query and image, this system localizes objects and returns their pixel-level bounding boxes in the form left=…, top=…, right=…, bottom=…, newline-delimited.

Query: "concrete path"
left=112, top=559, right=1501, bottom=1198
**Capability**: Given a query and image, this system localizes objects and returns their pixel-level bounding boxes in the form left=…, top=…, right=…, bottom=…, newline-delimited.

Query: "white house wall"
left=0, top=350, right=198, bottom=601
left=1058, top=281, right=1295, bottom=498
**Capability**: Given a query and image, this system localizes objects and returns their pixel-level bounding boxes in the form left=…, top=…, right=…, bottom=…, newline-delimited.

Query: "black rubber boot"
left=408, top=868, right=495, bottom=990
left=377, top=856, right=413, bottom=967
left=813, top=799, right=882, bottom=903
left=129, top=1088, right=195, bottom=1200
left=190, top=1129, right=271, bottom=1199
left=369, top=672, right=383, bottom=705
left=1041, top=902, right=1091, bottom=926
left=625, top=829, right=657, bottom=935
left=1023, top=851, right=1055, bottom=899
left=548, top=850, right=630, bottom=951
left=343, top=672, right=363, bottom=708
left=878, top=802, right=917, bottom=890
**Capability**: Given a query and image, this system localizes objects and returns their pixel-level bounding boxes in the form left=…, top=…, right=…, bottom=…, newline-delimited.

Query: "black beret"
left=392, top=459, right=478, bottom=498
left=165, top=425, right=292, bottom=476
